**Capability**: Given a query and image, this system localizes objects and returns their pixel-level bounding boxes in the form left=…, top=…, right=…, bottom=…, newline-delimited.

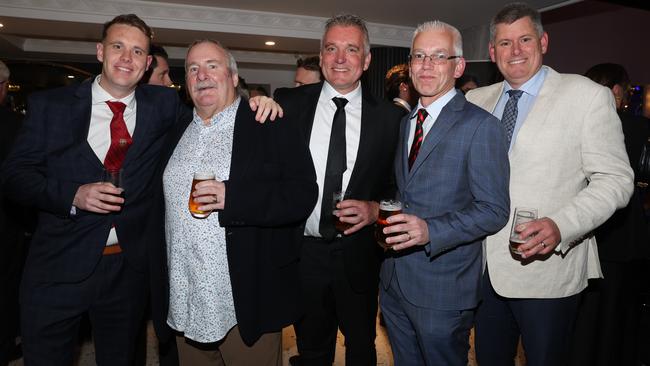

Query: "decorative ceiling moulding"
left=0, top=0, right=413, bottom=47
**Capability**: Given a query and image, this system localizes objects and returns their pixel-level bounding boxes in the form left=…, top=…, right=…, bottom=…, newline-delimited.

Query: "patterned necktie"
left=104, top=101, right=132, bottom=170
left=501, top=90, right=524, bottom=144
left=408, top=108, right=428, bottom=170
left=319, top=97, right=348, bottom=240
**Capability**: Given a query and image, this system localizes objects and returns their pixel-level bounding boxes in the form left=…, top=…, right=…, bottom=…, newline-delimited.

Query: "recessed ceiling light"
left=265, top=41, right=276, bottom=46
left=0, top=23, right=4, bottom=28
left=67, top=75, right=75, bottom=79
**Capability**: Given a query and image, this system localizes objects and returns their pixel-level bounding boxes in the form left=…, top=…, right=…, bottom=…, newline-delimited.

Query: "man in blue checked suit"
left=379, top=20, right=510, bottom=366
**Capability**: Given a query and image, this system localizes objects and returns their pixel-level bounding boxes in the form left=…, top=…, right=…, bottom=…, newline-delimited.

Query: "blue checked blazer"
left=380, top=92, right=510, bottom=310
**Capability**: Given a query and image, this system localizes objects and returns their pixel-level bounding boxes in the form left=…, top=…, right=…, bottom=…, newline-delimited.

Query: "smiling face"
left=489, top=16, right=548, bottom=89
left=319, top=25, right=371, bottom=94
left=185, top=41, right=239, bottom=122
left=410, top=28, right=465, bottom=107
left=96, top=23, right=151, bottom=98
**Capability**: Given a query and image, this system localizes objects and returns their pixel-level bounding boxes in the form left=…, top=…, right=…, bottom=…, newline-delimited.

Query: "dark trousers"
left=21, top=253, right=147, bottom=366
left=569, top=260, right=643, bottom=366
left=474, top=269, right=580, bottom=366
left=294, top=237, right=378, bottom=366
left=0, top=235, right=26, bottom=366
left=380, top=276, right=473, bottom=366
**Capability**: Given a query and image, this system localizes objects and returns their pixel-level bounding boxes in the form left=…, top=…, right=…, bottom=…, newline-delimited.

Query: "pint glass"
left=375, top=199, right=402, bottom=249
left=509, top=207, right=538, bottom=255
left=333, top=190, right=353, bottom=232
left=188, top=172, right=216, bottom=219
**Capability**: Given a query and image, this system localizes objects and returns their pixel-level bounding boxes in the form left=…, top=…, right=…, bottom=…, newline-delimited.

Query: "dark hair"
left=297, top=56, right=320, bottom=72
left=584, top=63, right=630, bottom=90
left=323, top=14, right=370, bottom=54
left=455, top=74, right=478, bottom=89
left=102, top=14, right=153, bottom=47
left=384, top=63, right=410, bottom=100
left=490, top=2, right=543, bottom=42
left=141, top=44, right=168, bottom=84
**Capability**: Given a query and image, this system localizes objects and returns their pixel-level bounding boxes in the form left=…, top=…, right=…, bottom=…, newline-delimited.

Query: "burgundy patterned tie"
left=104, top=101, right=132, bottom=170
left=408, top=108, right=428, bottom=170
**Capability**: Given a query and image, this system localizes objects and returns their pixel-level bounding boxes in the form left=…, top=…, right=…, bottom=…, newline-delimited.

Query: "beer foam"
left=193, top=172, right=215, bottom=180
left=379, top=200, right=402, bottom=211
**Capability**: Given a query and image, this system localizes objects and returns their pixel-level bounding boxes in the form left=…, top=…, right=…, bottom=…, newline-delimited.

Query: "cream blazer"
left=466, top=66, right=634, bottom=298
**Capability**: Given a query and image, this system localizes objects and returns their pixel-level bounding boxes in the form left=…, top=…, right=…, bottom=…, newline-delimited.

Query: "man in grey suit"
left=465, top=3, right=634, bottom=366
left=379, top=20, right=510, bottom=366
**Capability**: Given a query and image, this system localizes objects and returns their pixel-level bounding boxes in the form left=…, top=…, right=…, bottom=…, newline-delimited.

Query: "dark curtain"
left=362, top=46, right=410, bottom=101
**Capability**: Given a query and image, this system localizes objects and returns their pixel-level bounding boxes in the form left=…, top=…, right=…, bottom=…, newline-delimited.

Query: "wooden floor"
left=9, top=319, right=527, bottom=365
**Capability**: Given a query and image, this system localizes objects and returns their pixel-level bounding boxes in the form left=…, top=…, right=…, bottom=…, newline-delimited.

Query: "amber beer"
left=375, top=200, right=403, bottom=249
left=188, top=172, right=216, bottom=219
left=333, top=190, right=353, bottom=232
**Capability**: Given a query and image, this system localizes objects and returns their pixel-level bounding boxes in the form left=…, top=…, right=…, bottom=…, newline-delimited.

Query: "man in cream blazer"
left=466, top=3, right=633, bottom=366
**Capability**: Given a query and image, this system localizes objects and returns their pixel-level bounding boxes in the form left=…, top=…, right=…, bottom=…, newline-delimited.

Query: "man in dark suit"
left=379, top=21, right=510, bottom=366
left=0, top=14, right=187, bottom=365
left=274, top=14, right=402, bottom=366
left=149, top=39, right=317, bottom=365
left=0, top=60, right=29, bottom=366
left=569, top=63, right=650, bottom=366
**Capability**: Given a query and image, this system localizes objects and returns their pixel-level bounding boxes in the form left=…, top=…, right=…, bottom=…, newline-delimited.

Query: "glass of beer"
left=102, top=168, right=122, bottom=189
left=188, top=172, right=216, bottom=219
left=333, top=190, right=353, bottom=233
left=375, top=199, right=403, bottom=249
left=509, top=207, right=538, bottom=255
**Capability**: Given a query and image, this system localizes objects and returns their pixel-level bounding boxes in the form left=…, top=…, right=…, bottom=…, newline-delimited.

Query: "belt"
left=102, top=243, right=122, bottom=255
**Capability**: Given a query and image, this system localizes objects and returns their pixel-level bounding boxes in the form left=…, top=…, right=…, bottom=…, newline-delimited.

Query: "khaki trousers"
left=176, top=325, right=281, bottom=366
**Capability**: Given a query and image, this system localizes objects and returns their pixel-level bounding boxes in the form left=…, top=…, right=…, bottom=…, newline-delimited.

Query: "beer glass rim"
left=379, top=199, right=402, bottom=211
left=193, top=172, right=216, bottom=180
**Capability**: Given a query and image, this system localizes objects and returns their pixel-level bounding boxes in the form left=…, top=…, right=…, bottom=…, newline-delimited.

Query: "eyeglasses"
left=408, top=52, right=461, bottom=65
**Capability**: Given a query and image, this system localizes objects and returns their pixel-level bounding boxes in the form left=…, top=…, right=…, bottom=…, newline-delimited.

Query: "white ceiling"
left=0, top=0, right=574, bottom=67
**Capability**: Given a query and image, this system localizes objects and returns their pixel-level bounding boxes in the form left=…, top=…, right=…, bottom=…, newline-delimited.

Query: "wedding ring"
left=406, top=233, right=411, bottom=241
left=540, top=241, right=547, bottom=248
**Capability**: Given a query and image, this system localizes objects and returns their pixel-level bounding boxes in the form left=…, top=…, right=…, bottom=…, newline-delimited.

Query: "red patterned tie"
left=104, top=101, right=132, bottom=170
left=408, top=108, right=428, bottom=170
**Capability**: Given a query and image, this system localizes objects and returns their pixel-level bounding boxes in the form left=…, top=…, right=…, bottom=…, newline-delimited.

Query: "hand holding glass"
left=509, top=207, right=538, bottom=255
left=188, top=172, right=216, bottom=219
left=333, top=190, right=353, bottom=232
left=375, top=199, right=403, bottom=249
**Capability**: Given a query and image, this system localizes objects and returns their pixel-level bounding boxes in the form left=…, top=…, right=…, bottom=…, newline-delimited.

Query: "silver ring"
left=406, top=233, right=411, bottom=241
left=540, top=241, right=547, bottom=249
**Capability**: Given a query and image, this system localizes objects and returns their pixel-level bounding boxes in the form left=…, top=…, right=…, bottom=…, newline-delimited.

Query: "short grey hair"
left=185, top=39, right=238, bottom=76
left=0, top=60, right=9, bottom=82
left=322, top=13, right=371, bottom=55
left=412, top=21, right=463, bottom=58
left=490, top=2, right=544, bottom=43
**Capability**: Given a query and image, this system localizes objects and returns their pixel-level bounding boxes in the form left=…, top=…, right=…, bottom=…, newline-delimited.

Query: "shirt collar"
left=411, top=88, right=457, bottom=119
left=192, top=96, right=241, bottom=127
left=92, top=75, right=136, bottom=111
left=503, top=66, right=547, bottom=97
left=322, top=81, right=362, bottom=106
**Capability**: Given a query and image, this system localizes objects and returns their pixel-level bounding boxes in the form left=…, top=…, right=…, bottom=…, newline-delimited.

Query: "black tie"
left=319, top=97, right=348, bottom=240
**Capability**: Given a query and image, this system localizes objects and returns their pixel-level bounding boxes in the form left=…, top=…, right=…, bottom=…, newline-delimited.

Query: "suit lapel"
left=73, top=80, right=103, bottom=169
left=122, top=87, right=154, bottom=167
left=229, top=100, right=257, bottom=180
left=301, top=82, right=324, bottom=144
left=346, top=87, right=378, bottom=197
left=408, top=94, right=465, bottom=178
left=396, top=112, right=411, bottom=187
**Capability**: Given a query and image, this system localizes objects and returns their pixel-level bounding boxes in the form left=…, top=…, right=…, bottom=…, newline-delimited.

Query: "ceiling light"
left=67, top=75, right=75, bottom=79
left=265, top=41, right=276, bottom=46
left=0, top=23, right=4, bottom=28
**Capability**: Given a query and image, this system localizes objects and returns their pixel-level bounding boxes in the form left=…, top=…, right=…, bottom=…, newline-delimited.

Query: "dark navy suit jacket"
left=1, top=79, right=183, bottom=285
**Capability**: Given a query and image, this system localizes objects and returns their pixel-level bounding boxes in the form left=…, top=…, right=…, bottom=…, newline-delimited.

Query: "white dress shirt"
left=89, top=75, right=137, bottom=246
left=304, top=81, right=362, bottom=237
left=407, top=88, right=457, bottom=152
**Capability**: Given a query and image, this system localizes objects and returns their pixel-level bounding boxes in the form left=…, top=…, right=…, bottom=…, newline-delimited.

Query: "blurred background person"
left=141, top=44, right=173, bottom=87
left=569, top=62, right=650, bottom=366
left=455, top=74, right=478, bottom=94
left=384, top=63, right=418, bottom=115
left=250, top=85, right=269, bottom=97
left=294, top=56, right=322, bottom=87
left=0, top=59, right=30, bottom=366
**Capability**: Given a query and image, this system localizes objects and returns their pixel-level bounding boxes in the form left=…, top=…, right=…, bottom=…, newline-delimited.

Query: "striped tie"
left=408, top=108, right=428, bottom=170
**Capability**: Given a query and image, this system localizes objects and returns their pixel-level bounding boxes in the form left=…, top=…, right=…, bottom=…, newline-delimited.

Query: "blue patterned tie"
left=501, top=90, right=524, bottom=144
